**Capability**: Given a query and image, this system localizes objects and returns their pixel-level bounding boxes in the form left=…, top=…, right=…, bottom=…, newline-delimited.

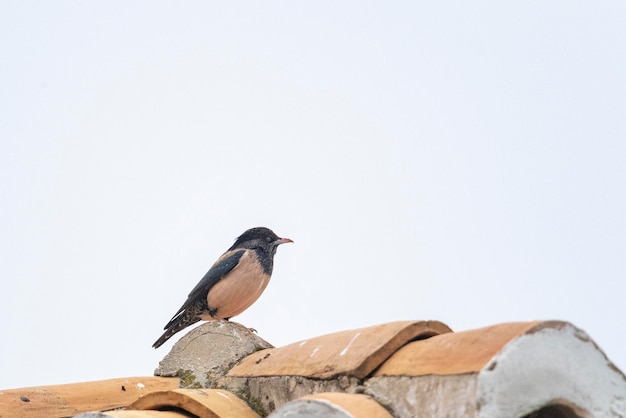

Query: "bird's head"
left=229, top=227, right=293, bottom=253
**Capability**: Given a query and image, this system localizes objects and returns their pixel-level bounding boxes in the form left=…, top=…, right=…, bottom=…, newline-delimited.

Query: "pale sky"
left=2, top=2, right=625, bottom=389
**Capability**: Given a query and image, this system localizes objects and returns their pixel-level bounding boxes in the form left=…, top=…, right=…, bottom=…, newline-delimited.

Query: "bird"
left=152, top=227, right=293, bottom=348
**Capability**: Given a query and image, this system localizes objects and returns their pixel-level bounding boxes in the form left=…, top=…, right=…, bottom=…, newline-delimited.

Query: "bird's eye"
left=265, top=236, right=272, bottom=242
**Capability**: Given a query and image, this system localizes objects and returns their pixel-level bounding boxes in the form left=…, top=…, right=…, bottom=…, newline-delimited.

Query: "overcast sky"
left=2, top=2, right=625, bottom=389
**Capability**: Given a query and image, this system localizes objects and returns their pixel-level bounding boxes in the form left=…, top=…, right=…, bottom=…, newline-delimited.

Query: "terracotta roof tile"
left=129, top=388, right=259, bottom=418
left=366, top=320, right=626, bottom=417
left=373, top=320, right=544, bottom=376
left=0, top=377, right=178, bottom=418
left=228, top=320, right=452, bottom=379
left=269, top=393, right=393, bottom=418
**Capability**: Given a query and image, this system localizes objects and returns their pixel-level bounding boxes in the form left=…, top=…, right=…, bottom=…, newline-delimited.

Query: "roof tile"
left=228, top=320, right=452, bottom=379
left=270, top=393, right=393, bottom=418
left=0, top=377, right=179, bottom=418
left=129, top=388, right=260, bottom=418
left=367, top=321, right=626, bottom=417
left=373, top=321, right=543, bottom=376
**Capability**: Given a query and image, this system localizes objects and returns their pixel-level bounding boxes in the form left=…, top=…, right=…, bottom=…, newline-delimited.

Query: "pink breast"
left=206, top=251, right=271, bottom=319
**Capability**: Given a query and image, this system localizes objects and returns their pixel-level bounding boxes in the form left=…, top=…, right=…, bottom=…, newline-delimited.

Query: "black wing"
left=163, top=249, right=245, bottom=329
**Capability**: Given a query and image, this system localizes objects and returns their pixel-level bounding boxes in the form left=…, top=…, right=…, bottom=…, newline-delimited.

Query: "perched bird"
left=152, top=227, right=293, bottom=348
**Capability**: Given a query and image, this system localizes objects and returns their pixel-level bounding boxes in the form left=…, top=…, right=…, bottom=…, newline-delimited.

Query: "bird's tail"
left=152, top=312, right=200, bottom=349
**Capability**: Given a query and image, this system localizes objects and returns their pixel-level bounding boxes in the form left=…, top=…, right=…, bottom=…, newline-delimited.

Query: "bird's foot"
left=228, top=320, right=257, bottom=334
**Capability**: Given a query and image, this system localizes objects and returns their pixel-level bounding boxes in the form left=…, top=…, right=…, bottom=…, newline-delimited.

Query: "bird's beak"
left=277, top=237, right=294, bottom=245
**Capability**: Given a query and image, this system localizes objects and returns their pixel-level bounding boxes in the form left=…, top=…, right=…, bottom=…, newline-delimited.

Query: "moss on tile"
left=175, top=369, right=203, bottom=389
left=234, top=386, right=269, bottom=417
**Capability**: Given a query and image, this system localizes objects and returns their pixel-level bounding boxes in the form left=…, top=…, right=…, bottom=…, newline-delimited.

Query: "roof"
left=1, top=319, right=624, bottom=417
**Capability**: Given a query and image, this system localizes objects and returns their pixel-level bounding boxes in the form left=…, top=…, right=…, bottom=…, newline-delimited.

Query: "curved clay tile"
left=228, top=320, right=452, bottom=380
left=367, top=320, right=626, bottom=418
left=270, top=392, right=393, bottom=418
left=0, top=377, right=179, bottom=418
left=128, top=388, right=260, bottom=418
